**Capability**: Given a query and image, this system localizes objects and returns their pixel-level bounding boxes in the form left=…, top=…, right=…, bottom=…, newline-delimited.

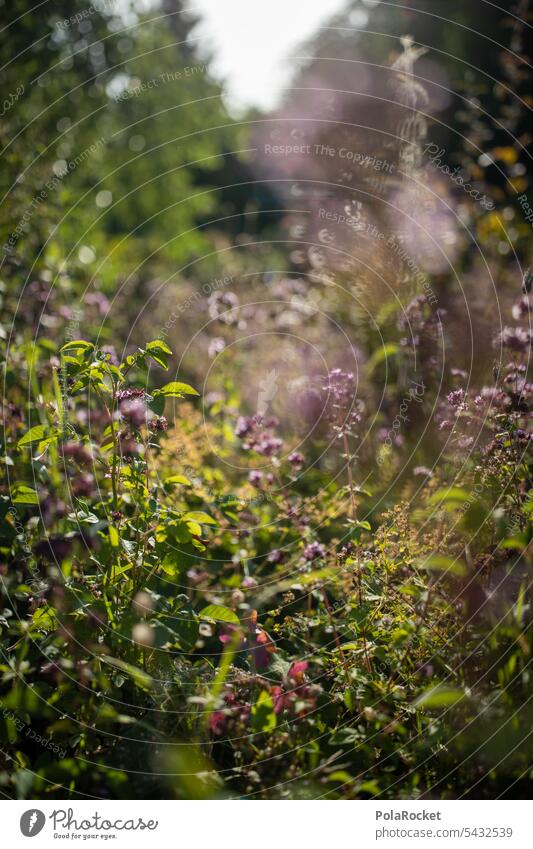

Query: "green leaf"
left=60, top=340, right=94, bottom=352
left=154, top=381, right=199, bottom=398
left=501, top=534, right=528, bottom=551
left=108, top=525, right=120, bottom=548
left=367, top=343, right=398, bottom=374
left=184, top=511, right=216, bottom=525
left=36, top=435, right=61, bottom=455
left=12, top=485, right=39, bottom=505
left=146, top=352, right=169, bottom=369
left=18, top=425, right=48, bottom=447
left=30, top=605, right=57, bottom=633
left=100, top=656, right=153, bottom=691
left=335, top=642, right=361, bottom=652
left=349, top=520, right=372, bottom=543
left=164, top=475, right=192, bottom=486
left=417, top=555, right=466, bottom=578
left=146, top=340, right=172, bottom=355
left=68, top=509, right=99, bottom=525
left=156, top=596, right=198, bottom=651
left=327, top=770, right=354, bottom=785
left=199, top=604, right=239, bottom=625
left=185, top=519, right=202, bottom=536
left=428, top=487, right=471, bottom=508
left=147, top=394, right=165, bottom=416
left=161, top=552, right=185, bottom=578
left=414, top=686, right=465, bottom=710
left=251, top=690, right=277, bottom=733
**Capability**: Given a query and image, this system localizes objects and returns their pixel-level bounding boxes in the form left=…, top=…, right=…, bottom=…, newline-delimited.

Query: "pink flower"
left=288, top=660, right=308, bottom=683
left=208, top=711, right=226, bottom=735
left=271, top=685, right=288, bottom=714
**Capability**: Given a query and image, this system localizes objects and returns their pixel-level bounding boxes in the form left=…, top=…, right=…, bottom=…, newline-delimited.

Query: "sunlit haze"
left=191, top=0, right=351, bottom=112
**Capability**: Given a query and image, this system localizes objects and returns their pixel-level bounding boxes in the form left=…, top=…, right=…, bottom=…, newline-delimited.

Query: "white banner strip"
left=3, top=800, right=529, bottom=848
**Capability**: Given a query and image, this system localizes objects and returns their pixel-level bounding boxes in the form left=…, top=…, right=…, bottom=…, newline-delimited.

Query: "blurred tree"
left=0, top=0, right=250, bottom=296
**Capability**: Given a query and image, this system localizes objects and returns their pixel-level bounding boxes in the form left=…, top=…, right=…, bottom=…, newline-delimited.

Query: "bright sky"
left=190, top=0, right=353, bottom=112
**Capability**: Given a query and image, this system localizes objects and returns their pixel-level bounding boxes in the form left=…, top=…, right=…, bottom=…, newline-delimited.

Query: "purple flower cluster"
left=267, top=549, right=284, bottom=564
left=117, top=388, right=145, bottom=402
left=61, top=442, right=93, bottom=465
left=248, top=470, right=263, bottom=487
left=494, top=326, right=531, bottom=353
left=303, top=540, right=326, bottom=561
left=254, top=432, right=283, bottom=457
left=322, top=368, right=361, bottom=438
left=447, top=389, right=468, bottom=409
left=235, top=415, right=254, bottom=438
left=120, top=398, right=150, bottom=428
left=234, top=415, right=283, bottom=457
left=288, top=451, right=304, bottom=467
left=436, top=291, right=533, bottom=457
